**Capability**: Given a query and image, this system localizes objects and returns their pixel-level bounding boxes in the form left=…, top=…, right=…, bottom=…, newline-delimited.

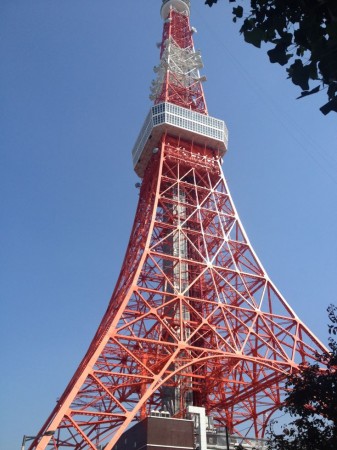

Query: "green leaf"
left=267, top=44, right=292, bottom=66
left=205, top=0, right=218, bottom=6
left=294, top=28, right=309, bottom=49
left=240, top=17, right=255, bottom=33
left=296, top=85, right=320, bottom=99
left=280, top=32, right=293, bottom=47
left=243, top=27, right=265, bottom=48
left=327, top=82, right=337, bottom=100
left=232, top=6, right=243, bottom=18
left=319, top=97, right=337, bottom=115
left=288, top=59, right=310, bottom=91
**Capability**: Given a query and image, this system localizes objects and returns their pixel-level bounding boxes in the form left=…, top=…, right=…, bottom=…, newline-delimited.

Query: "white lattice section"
left=150, top=37, right=204, bottom=101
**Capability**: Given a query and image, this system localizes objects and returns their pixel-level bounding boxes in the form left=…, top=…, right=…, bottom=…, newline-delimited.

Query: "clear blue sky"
left=1, top=1, right=336, bottom=449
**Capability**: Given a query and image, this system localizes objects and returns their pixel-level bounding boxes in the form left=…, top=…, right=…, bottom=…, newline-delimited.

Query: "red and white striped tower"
left=29, top=1, right=327, bottom=449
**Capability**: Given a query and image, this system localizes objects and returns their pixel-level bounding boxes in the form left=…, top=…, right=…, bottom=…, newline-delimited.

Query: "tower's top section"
left=132, top=0, right=228, bottom=178
left=161, top=0, right=190, bottom=19
left=151, top=0, right=207, bottom=115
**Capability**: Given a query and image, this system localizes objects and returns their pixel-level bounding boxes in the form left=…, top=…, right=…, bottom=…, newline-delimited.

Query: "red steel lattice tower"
left=29, top=1, right=327, bottom=449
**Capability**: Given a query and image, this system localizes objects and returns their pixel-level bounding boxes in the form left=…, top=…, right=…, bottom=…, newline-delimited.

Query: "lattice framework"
left=29, top=2, right=327, bottom=449
left=31, top=136, right=326, bottom=450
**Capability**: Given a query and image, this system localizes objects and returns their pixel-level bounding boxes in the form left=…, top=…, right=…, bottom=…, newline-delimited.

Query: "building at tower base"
left=112, top=415, right=194, bottom=450
left=112, top=409, right=268, bottom=450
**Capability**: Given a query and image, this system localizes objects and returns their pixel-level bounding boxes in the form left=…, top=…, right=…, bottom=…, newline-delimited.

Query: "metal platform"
left=132, top=102, right=228, bottom=177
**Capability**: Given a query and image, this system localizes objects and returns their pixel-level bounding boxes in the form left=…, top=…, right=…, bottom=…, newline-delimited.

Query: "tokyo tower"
left=29, top=1, right=327, bottom=449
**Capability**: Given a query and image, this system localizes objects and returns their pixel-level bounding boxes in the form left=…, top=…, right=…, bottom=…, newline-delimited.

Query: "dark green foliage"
left=328, top=304, right=337, bottom=336
left=205, top=0, right=337, bottom=114
left=266, top=305, right=337, bottom=449
left=205, top=0, right=218, bottom=6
